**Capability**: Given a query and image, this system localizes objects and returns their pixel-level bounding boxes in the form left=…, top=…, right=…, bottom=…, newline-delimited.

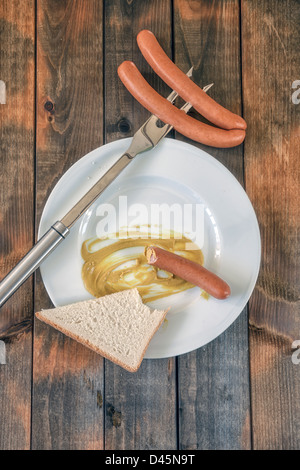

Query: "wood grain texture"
left=0, top=0, right=299, bottom=451
left=0, top=0, right=35, bottom=450
left=103, top=0, right=177, bottom=450
left=241, top=0, right=300, bottom=450
left=178, top=314, right=251, bottom=450
left=32, top=0, right=104, bottom=450
left=174, top=0, right=251, bottom=449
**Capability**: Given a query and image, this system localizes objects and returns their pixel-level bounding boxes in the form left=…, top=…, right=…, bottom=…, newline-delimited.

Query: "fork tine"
left=203, top=83, right=214, bottom=93
left=126, top=69, right=214, bottom=158
left=186, top=66, right=194, bottom=78
left=180, top=83, right=214, bottom=113
left=166, top=66, right=194, bottom=104
left=140, top=82, right=214, bottom=147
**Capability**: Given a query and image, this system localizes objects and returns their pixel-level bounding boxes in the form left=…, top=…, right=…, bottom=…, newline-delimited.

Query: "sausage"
left=145, top=246, right=231, bottom=300
left=118, top=61, right=245, bottom=148
left=137, top=29, right=247, bottom=131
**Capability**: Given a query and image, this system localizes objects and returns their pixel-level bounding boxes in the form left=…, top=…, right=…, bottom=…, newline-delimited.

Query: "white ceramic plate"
left=38, top=138, right=261, bottom=359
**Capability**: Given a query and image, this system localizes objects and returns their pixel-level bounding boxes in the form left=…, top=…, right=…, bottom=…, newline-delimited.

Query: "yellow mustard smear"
left=81, top=229, right=204, bottom=303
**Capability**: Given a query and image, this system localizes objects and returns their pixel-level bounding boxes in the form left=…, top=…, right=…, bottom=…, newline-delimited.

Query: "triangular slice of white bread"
left=35, top=288, right=168, bottom=372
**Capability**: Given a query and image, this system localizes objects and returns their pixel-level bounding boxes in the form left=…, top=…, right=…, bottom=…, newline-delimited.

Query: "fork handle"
left=0, top=221, right=69, bottom=308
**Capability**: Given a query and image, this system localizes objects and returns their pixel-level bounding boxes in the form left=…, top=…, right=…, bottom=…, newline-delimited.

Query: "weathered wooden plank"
left=32, top=0, right=104, bottom=450
left=0, top=0, right=35, bottom=450
left=178, top=315, right=251, bottom=450
left=241, top=0, right=300, bottom=450
left=174, top=0, right=251, bottom=449
left=103, top=0, right=177, bottom=450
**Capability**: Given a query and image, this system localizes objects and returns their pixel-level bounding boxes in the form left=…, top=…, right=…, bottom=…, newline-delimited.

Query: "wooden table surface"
left=0, top=0, right=299, bottom=451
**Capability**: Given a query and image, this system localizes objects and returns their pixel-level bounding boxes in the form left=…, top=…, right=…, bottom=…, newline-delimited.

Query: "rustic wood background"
left=0, top=0, right=299, bottom=450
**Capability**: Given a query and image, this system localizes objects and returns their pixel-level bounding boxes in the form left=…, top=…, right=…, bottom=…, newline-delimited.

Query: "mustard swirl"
left=81, top=230, right=203, bottom=302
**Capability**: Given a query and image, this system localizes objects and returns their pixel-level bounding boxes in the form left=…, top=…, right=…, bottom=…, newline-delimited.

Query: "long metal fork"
left=0, top=69, right=213, bottom=308
left=124, top=67, right=213, bottom=158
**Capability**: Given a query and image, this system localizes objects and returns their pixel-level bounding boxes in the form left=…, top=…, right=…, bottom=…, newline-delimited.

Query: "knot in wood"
left=44, top=100, right=54, bottom=112
left=117, top=117, right=131, bottom=134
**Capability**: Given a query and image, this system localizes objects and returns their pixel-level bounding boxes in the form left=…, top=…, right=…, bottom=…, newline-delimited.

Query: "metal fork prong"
left=163, top=81, right=215, bottom=120
left=203, top=83, right=214, bottom=93
left=180, top=101, right=193, bottom=113
left=166, top=89, right=179, bottom=104
left=126, top=71, right=213, bottom=157
left=140, top=81, right=215, bottom=147
left=186, top=66, right=194, bottom=78
left=162, top=82, right=215, bottom=124
left=179, top=83, right=214, bottom=113
left=168, top=81, right=214, bottom=110
left=165, top=66, right=194, bottom=104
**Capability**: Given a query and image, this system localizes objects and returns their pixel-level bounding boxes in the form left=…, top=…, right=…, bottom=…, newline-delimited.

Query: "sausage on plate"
left=145, top=246, right=231, bottom=300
